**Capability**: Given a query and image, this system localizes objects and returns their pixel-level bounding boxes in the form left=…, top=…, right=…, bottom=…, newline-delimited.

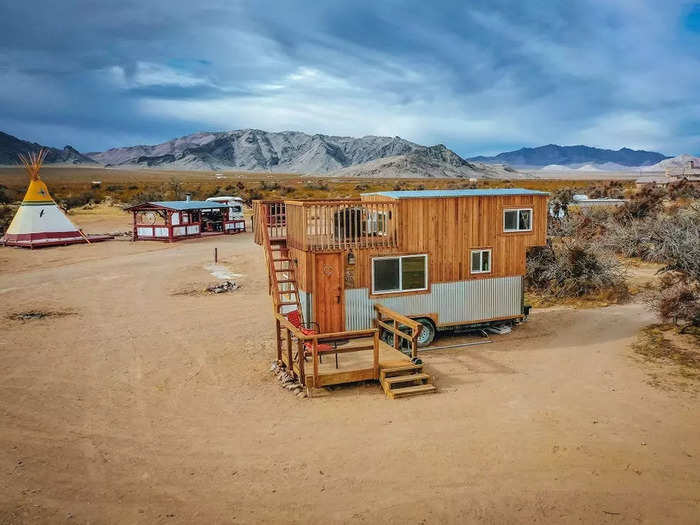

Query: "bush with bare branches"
left=526, top=240, right=628, bottom=299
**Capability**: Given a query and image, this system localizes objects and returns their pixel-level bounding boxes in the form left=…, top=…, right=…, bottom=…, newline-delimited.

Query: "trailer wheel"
left=415, top=318, right=436, bottom=348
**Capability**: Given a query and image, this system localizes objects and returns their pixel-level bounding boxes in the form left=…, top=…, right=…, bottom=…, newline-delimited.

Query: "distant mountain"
left=469, top=144, right=669, bottom=168
left=87, top=129, right=513, bottom=178
left=0, top=131, right=97, bottom=165
left=329, top=146, right=519, bottom=179
left=642, top=154, right=700, bottom=173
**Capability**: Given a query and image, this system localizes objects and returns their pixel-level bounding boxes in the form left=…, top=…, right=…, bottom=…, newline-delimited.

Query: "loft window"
left=470, top=249, right=491, bottom=274
left=504, top=208, right=532, bottom=232
left=372, top=254, right=428, bottom=294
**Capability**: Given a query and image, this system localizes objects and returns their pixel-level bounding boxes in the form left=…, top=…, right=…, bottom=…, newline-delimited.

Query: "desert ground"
left=1, top=208, right=698, bottom=524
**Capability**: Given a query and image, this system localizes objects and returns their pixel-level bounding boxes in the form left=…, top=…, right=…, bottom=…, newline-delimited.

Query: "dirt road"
left=1, top=219, right=698, bottom=523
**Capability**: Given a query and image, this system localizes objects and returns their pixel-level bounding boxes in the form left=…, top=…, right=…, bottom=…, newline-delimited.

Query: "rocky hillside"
left=641, top=154, right=700, bottom=173
left=329, top=146, right=520, bottom=179
left=0, top=131, right=97, bottom=165
left=87, top=129, right=502, bottom=177
left=469, top=144, right=668, bottom=168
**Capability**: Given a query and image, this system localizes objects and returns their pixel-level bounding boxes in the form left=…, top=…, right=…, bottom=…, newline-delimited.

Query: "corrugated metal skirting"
left=345, top=276, right=522, bottom=330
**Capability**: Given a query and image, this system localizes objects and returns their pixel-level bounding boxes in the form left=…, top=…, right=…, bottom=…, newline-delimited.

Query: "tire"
left=415, top=318, right=436, bottom=348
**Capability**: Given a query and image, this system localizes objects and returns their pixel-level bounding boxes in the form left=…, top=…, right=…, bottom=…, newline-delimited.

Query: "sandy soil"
left=0, top=211, right=698, bottom=524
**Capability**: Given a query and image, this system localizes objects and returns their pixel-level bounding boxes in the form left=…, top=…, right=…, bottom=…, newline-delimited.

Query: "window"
left=471, top=249, right=491, bottom=274
left=504, top=208, right=532, bottom=232
left=372, top=254, right=427, bottom=294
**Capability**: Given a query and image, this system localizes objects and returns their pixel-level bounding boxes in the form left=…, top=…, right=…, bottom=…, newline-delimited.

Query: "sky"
left=0, top=0, right=698, bottom=157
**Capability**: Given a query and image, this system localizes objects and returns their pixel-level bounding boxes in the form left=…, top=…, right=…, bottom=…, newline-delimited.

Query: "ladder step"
left=387, top=384, right=436, bottom=399
left=278, top=301, right=298, bottom=306
left=274, top=258, right=292, bottom=262
left=274, top=268, right=295, bottom=273
left=380, top=364, right=423, bottom=380
left=383, top=373, right=430, bottom=386
left=277, top=279, right=297, bottom=284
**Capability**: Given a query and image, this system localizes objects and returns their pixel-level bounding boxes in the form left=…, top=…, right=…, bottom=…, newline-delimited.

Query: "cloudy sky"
left=1, top=0, right=698, bottom=156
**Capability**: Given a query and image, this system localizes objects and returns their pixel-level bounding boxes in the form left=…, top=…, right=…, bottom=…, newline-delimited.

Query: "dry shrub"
left=526, top=241, right=628, bottom=299
left=667, top=179, right=700, bottom=201
left=615, top=184, right=665, bottom=222
left=128, top=189, right=166, bottom=205
left=0, top=204, right=15, bottom=233
left=60, top=191, right=102, bottom=209
left=645, top=274, right=700, bottom=331
left=588, top=180, right=625, bottom=199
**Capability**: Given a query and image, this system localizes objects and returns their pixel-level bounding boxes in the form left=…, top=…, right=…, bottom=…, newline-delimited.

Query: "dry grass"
left=0, top=166, right=637, bottom=206
left=525, top=287, right=630, bottom=309
left=632, top=324, right=700, bottom=382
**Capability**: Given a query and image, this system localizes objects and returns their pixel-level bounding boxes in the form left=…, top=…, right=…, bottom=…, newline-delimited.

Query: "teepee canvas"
left=1, top=149, right=86, bottom=248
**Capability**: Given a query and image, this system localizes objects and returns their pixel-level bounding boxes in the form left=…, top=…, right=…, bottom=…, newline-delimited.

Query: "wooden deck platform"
left=282, top=338, right=410, bottom=388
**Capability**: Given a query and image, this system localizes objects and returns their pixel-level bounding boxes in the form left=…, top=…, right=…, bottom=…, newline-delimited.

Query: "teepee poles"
left=17, top=148, right=48, bottom=181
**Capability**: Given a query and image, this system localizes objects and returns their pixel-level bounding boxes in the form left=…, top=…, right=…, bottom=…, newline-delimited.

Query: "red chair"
left=285, top=310, right=338, bottom=367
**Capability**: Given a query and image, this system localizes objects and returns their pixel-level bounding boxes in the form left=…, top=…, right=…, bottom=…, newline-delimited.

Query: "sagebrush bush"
left=645, top=274, right=700, bottom=331
left=60, top=191, right=102, bottom=209
left=0, top=205, right=15, bottom=233
left=526, top=241, right=628, bottom=299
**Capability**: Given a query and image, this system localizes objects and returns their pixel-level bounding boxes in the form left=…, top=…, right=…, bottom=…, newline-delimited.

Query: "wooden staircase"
left=261, top=208, right=303, bottom=318
left=380, top=364, right=436, bottom=399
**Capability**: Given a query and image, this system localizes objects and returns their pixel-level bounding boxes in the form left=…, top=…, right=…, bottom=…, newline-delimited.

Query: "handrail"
left=373, top=304, right=421, bottom=358
left=274, top=312, right=381, bottom=387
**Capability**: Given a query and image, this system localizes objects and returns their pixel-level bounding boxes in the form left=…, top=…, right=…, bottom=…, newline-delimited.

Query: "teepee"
left=1, top=149, right=87, bottom=248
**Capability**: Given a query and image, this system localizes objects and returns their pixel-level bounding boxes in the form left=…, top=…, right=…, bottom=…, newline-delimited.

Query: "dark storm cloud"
left=0, top=0, right=698, bottom=155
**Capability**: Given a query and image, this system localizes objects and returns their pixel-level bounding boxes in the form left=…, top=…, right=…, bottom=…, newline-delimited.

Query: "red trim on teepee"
left=5, top=231, right=84, bottom=241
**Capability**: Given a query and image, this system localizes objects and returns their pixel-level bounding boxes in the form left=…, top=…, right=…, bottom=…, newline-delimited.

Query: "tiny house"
left=255, top=189, right=548, bottom=346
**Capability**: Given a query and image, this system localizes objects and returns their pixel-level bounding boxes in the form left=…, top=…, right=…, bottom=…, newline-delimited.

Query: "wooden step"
left=277, top=301, right=298, bottom=307
left=276, top=279, right=297, bottom=284
left=380, top=364, right=422, bottom=380
left=383, top=373, right=430, bottom=386
left=274, top=268, right=295, bottom=273
left=273, top=258, right=292, bottom=262
left=386, top=384, right=436, bottom=399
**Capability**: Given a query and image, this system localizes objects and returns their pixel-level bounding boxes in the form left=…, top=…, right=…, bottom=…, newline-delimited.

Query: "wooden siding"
left=298, top=194, right=547, bottom=292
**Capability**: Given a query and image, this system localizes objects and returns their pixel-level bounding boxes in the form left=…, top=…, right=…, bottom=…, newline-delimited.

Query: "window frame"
left=503, top=208, right=533, bottom=232
left=371, top=254, right=428, bottom=295
left=470, top=249, right=492, bottom=274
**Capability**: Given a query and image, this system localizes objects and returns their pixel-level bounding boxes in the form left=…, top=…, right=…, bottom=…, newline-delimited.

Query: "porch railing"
left=285, top=200, right=398, bottom=251
left=275, top=312, right=380, bottom=389
left=253, top=201, right=286, bottom=245
left=373, top=304, right=421, bottom=359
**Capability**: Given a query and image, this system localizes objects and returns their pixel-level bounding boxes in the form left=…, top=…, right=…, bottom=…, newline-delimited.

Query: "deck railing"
left=285, top=200, right=398, bottom=251
left=373, top=304, right=421, bottom=359
left=275, top=312, right=380, bottom=389
left=253, top=201, right=286, bottom=245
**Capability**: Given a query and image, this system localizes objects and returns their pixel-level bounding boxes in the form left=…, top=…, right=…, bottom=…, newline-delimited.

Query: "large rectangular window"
left=470, top=249, right=491, bottom=274
left=504, top=208, right=532, bottom=232
left=372, top=254, right=428, bottom=294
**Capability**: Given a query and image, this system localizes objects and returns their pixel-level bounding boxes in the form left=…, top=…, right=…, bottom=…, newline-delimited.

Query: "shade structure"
left=1, top=178, right=86, bottom=248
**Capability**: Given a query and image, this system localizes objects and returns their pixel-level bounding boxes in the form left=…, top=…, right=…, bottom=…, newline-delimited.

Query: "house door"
left=314, top=252, right=344, bottom=333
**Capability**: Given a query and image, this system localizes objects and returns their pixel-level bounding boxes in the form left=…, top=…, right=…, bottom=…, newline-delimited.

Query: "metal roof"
left=362, top=188, right=549, bottom=199
left=125, top=200, right=231, bottom=211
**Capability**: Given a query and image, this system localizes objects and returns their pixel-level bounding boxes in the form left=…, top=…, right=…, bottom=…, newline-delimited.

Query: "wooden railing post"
left=286, top=328, right=293, bottom=378
left=275, top=318, right=282, bottom=362
left=312, top=338, right=319, bottom=387
left=373, top=330, right=380, bottom=379
left=297, top=339, right=305, bottom=386
left=393, top=319, right=399, bottom=350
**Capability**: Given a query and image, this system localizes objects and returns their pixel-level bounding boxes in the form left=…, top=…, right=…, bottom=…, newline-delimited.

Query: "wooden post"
left=393, top=319, right=399, bottom=350
left=168, top=211, right=174, bottom=243
left=214, top=247, right=218, bottom=263
left=297, top=339, right=305, bottom=386
left=286, top=329, right=294, bottom=379
left=275, top=318, right=282, bottom=362
left=132, top=211, right=137, bottom=241
left=312, top=338, right=319, bottom=387
left=373, top=330, right=380, bottom=380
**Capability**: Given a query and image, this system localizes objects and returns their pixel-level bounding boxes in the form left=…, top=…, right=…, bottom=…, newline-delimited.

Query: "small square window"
left=504, top=208, right=533, bottom=232
left=471, top=249, right=491, bottom=274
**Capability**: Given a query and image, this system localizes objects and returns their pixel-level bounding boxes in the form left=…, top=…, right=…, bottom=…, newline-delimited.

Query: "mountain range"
left=86, top=129, right=519, bottom=178
left=0, top=131, right=96, bottom=165
left=0, top=129, right=684, bottom=177
left=468, top=144, right=669, bottom=168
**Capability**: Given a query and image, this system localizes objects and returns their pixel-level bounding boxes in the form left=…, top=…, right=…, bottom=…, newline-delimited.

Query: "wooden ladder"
left=380, top=364, right=436, bottom=399
left=261, top=207, right=303, bottom=319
